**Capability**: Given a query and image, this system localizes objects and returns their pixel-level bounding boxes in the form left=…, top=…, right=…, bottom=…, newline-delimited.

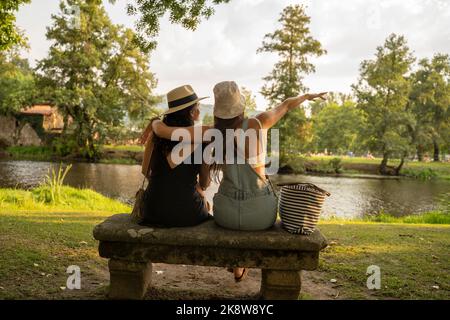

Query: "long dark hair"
left=154, top=104, right=196, bottom=155
left=210, top=113, right=245, bottom=181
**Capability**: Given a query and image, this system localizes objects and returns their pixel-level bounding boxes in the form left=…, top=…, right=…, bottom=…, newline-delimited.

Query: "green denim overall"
left=212, top=119, right=278, bottom=231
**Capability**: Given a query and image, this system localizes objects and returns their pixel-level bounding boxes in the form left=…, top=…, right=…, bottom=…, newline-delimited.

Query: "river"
left=0, top=160, right=448, bottom=219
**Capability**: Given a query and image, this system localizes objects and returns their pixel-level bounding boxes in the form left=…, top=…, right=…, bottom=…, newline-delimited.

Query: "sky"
left=16, top=0, right=450, bottom=110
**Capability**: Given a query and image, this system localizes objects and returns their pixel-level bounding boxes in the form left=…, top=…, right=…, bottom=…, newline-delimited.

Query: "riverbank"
left=0, top=187, right=448, bottom=299
left=3, top=146, right=450, bottom=180
left=2, top=145, right=144, bottom=165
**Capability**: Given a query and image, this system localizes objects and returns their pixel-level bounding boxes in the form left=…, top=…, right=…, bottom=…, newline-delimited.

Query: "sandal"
left=234, top=268, right=249, bottom=282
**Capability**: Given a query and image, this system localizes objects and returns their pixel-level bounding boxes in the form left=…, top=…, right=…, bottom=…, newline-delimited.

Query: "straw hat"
left=213, top=81, right=245, bottom=119
left=163, top=85, right=208, bottom=115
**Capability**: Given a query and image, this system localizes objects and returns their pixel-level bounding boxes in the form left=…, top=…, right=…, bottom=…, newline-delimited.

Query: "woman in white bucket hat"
left=152, top=81, right=326, bottom=281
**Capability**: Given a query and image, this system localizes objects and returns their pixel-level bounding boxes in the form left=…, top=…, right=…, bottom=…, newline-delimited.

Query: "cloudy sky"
left=17, top=0, right=450, bottom=109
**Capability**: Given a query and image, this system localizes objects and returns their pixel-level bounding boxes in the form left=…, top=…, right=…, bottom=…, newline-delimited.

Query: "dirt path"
left=66, top=263, right=339, bottom=300
left=146, top=264, right=340, bottom=300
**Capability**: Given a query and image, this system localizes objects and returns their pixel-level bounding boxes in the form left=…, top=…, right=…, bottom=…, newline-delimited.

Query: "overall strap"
left=241, top=118, right=249, bottom=131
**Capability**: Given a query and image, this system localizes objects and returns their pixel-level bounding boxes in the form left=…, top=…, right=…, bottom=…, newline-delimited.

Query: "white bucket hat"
left=164, top=84, right=208, bottom=115
left=213, top=81, right=245, bottom=119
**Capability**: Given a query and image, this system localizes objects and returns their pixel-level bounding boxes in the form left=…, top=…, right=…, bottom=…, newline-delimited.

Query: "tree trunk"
left=395, top=153, right=406, bottom=176
left=433, top=140, right=440, bottom=162
left=379, top=153, right=389, bottom=175
left=62, top=114, right=69, bottom=135
left=417, top=145, right=424, bottom=162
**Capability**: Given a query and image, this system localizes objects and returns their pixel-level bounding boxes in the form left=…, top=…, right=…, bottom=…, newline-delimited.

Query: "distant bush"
left=329, top=157, right=343, bottom=173
left=307, top=157, right=343, bottom=174
left=402, top=168, right=437, bottom=180
left=281, top=154, right=306, bottom=173
left=52, top=136, right=77, bottom=157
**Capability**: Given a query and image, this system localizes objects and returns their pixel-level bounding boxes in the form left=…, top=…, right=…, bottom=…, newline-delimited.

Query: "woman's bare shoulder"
left=247, top=117, right=263, bottom=129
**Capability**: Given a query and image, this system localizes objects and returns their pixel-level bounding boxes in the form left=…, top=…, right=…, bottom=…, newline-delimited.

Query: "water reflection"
left=0, top=160, right=448, bottom=218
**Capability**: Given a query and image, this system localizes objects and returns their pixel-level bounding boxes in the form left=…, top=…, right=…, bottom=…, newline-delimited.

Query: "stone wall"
left=0, top=116, right=42, bottom=148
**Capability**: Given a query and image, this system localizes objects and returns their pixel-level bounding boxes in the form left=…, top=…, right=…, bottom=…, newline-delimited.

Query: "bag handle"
left=277, top=182, right=331, bottom=196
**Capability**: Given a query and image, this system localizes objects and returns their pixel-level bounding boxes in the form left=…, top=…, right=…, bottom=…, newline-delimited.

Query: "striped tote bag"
left=279, top=183, right=330, bottom=235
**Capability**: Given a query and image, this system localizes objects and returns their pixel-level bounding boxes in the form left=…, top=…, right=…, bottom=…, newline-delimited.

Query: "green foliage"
left=258, top=5, right=326, bottom=158
left=281, top=153, right=306, bottom=173
left=0, top=0, right=30, bottom=51
left=36, top=0, right=159, bottom=159
left=401, top=167, right=438, bottom=180
left=113, top=0, right=231, bottom=52
left=240, top=86, right=257, bottom=116
left=409, top=53, right=450, bottom=161
left=33, top=164, right=73, bottom=204
left=0, top=47, right=36, bottom=115
left=352, top=34, right=415, bottom=173
left=102, top=144, right=143, bottom=152
left=328, top=157, right=343, bottom=173
left=311, top=95, right=365, bottom=154
left=51, top=136, right=78, bottom=157
left=202, top=113, right=214, bottom=126
left=258, top=4, right=326, bottom=104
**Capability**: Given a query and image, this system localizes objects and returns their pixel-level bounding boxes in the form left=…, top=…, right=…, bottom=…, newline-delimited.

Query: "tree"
left=257, top=5, right=326, bottom=160
left=312, top=96, right=365, bottom=155
left=0, top=0, right=30, bottom=51
left=409, top=54, right=450, bottom=161
left=110, top=0, right=230, bottom=52
left=36, top=0, right=159, bottom=159
left=240, top=86, right=257, bottom=116
left=0, top=46, right=35, bottom=115
left=353, top=34, right=415, bottom=175
left=202, top=113, right=213, bottom=126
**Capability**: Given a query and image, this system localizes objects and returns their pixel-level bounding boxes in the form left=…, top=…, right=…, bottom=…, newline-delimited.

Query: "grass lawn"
left=317, top=221, right=449, bottom=299
left=0, top=187, right=130, bottom=299
left=102, top=145, right=144, bottom=153
left=0, top=186, right=448, bottom=300
left=6, top=146, right=53, bottom=161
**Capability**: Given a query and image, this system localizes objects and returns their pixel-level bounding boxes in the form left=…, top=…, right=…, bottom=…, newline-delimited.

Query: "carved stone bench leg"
left=108, top=259, right=152, bottom=300
left=260, top=269, right=302, bottom=300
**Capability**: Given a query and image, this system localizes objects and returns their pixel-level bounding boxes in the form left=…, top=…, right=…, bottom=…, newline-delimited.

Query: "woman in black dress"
left=141, top=85, right=211, bottom=227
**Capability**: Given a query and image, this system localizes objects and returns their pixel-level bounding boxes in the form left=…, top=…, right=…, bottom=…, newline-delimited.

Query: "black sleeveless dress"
left=141, top=143, right=211, bottom=227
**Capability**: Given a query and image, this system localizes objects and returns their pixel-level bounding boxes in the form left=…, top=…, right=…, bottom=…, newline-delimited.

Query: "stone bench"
left=93, top=214, right=328, bottom=300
